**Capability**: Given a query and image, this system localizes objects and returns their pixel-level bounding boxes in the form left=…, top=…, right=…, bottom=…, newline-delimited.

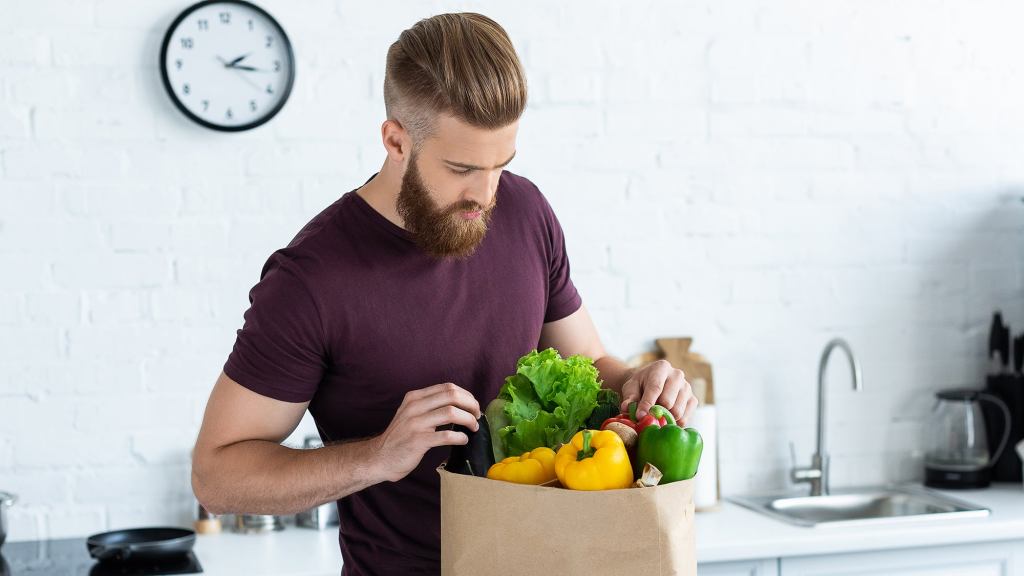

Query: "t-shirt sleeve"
left=539, top=194, right=583, bottom=323
left=223, top=256, right=327, bottom=403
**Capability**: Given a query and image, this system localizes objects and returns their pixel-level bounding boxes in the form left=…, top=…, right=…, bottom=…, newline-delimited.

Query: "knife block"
left=983, top=374, right=1024, bottom=483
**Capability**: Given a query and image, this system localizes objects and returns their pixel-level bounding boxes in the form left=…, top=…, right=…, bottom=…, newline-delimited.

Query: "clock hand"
left=227, top=53, right=251, bottom=67
left=232, top=64, right=268, bottom=72
left=215, top=56, right=262, bottom=90
left=232, top=68, right=262, bottom=91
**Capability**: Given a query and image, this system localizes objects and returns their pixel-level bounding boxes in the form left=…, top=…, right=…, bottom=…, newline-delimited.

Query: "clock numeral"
left=265, top=35, right=273, bottom=48
left=180, top=37, right=193, bottom=49
left=273, top=60, right=281, bottom=72
left=266, top=84, right=274, bottom=94
left=249, top=100, right=257, bottom=112
left=197, top=19, right=209, bottom=30
left=248, top=19, right=254, bottom=31
left=183, top=83, right=190, bottom=95
left=202, top=100, right=209, bottom=111
left=175, top=58, right=183, bottom=70
left=226, top=108, right=233, bottom=120
left=219, top=11, right=231, bottom=24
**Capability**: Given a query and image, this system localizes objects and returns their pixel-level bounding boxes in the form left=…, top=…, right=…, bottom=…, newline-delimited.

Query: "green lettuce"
left=495, top=348, right=603, bottom=457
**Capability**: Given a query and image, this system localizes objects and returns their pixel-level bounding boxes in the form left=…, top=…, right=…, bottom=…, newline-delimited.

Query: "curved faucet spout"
left=792, top=338, right=864, bottom=496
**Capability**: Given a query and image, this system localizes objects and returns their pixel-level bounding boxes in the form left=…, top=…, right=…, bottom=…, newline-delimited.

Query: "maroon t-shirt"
left=222, top=170, right=582, bottom=575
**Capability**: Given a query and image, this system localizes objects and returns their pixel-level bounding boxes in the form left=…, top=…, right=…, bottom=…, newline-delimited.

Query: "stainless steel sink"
left=735, top=340, right=992, bottom=528
left=728, top=485, right=990, bottom=528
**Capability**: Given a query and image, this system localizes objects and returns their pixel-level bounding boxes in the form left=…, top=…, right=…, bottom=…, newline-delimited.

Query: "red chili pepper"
left=628, top=401, right=667, bottom=431
left=634, top=413, right=667, bottom=431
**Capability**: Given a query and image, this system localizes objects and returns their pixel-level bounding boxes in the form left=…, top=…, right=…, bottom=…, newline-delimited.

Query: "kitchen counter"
left=5, top=484, right=1020, bottom=575
left=189, top=483, right=1023, bottom=574
left=192, top=528, right=342, bottom=576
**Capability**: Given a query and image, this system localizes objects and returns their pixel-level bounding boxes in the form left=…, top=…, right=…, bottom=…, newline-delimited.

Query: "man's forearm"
left=192, top=436, right=383, bottom=516
left=594, top=355, right=635, bottom=396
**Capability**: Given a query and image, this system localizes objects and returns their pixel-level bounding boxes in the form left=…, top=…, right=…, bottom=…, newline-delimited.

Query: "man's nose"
left=466, top=171, right=500, bottom=207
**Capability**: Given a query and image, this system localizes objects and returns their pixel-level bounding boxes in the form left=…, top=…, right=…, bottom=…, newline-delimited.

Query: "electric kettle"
left=924, top=389, right=1011, bottom=489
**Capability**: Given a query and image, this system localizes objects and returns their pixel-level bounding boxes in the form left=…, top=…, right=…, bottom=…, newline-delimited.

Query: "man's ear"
left=381, top=119, right=410, bottom=166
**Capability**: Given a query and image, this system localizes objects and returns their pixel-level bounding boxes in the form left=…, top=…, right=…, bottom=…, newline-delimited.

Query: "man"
left=191, top=12, right=697, bottom=576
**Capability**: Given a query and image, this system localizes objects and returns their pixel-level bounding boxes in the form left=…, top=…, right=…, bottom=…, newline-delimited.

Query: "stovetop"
left=0, top=538, right=202, bottom=575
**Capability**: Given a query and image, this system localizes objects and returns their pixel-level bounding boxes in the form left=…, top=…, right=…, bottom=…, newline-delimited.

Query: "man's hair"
left=384, top=13, right=527, bottom=147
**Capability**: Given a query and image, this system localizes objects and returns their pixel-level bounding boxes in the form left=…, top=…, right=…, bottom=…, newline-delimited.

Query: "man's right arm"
left=191, top=371, right=384, bottom=516
left=191, top=371, right=482, bottom=516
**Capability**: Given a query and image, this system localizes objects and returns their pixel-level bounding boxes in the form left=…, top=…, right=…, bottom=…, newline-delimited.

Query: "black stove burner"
left=0, top=538, right=202, bottom=575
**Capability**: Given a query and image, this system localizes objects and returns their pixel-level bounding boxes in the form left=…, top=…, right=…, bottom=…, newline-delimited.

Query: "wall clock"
left=160, top=0, right=295, bottom=131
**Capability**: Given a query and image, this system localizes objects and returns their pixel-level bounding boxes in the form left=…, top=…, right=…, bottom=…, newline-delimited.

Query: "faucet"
left=790, top=338, right=864, bottom=496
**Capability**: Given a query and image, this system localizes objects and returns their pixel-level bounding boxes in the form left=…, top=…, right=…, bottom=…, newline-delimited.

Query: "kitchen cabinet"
left=698, top=538, right=1024, bottom=575
left=699, top=558, right=780, bottom=575
left=772, top=539, right=1022, bottom=576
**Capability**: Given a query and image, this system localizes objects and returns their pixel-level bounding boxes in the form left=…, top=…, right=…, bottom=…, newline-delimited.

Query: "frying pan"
left=86, top=527, right=196, bottom=562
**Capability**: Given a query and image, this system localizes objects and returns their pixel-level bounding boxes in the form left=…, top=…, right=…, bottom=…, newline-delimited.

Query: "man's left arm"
left=538, top=305, right=699, bottom=426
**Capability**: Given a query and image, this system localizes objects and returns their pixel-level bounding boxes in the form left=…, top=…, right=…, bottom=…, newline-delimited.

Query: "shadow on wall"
left=877, top=188, right=1024, bottom=486
left=715, top=187, right=1024, bottom=496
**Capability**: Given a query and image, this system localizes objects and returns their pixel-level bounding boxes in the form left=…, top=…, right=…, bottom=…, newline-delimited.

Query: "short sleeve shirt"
left=223, top=170, right=582, bottom=575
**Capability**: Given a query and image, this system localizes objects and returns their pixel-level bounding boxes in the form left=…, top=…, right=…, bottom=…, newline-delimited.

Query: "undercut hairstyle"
left=383, top=13, right=528, bottom=147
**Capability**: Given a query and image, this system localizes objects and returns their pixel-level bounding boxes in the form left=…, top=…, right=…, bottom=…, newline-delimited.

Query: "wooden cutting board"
left=655, top=337, right=714, bottom=405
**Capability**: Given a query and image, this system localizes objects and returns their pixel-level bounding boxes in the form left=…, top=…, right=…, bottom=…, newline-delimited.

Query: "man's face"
left=396, top=113, right=518, bottom=260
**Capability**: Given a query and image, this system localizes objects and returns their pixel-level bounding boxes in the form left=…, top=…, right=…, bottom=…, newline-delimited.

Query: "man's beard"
left=396, top=154, right=497, bottom=260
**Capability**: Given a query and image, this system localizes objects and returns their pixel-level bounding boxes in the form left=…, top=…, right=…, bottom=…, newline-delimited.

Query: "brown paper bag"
left=438, top=465, right=696, bottom=575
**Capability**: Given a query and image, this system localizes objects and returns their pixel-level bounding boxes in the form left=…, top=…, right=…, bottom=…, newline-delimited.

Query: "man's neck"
left=356, top=160, right=407, bottom=230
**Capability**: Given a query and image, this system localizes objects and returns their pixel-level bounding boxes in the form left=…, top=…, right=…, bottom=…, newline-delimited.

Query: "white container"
left=1016, top=439, right=1024, bottom=491
left=690, top=405, right=719, bottom=510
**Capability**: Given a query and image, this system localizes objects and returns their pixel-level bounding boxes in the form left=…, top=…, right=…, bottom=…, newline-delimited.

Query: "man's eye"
left=450, top=168, right=473, bottom=175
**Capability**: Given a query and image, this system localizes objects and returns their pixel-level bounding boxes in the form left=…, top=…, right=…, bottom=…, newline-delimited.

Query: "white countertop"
left=193, top=527, right=342, bottom=576
left=191, top=483, right=1024, bottom=574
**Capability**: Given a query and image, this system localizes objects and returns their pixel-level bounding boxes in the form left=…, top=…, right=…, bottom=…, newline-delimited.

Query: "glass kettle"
left=924, top=389, right=1011, bottom=489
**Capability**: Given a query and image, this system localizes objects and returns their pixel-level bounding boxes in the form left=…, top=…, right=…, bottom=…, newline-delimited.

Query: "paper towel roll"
left=688, top=404, right=718, bottom=510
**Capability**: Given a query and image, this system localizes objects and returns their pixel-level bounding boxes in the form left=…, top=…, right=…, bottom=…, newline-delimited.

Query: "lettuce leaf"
left=496, top=348, right=603, bottom=456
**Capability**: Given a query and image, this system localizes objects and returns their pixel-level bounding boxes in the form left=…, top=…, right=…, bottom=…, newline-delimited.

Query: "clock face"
left=160, top=0, right=295, bottom=131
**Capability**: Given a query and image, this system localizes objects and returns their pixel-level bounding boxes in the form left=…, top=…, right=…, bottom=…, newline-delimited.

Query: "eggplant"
left=445, top=415, right=495, bottom=477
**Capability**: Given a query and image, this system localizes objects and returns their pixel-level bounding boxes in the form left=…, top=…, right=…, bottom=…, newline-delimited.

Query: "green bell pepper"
left=635, top=405, right=703, bottom=483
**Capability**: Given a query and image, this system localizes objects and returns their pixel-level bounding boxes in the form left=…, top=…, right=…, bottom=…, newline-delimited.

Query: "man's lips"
left=461, top=210, right=482, bottom=220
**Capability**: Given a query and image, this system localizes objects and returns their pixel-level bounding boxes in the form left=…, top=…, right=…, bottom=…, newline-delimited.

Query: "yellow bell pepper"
left=486, top=446, right=557, bottom=485
left=555, top=429, right=634, bottom=490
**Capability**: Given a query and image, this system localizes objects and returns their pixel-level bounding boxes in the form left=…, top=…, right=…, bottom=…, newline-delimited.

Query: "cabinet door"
left=780, top=540, right=1022, bottom=576
left=699, top=558, right=779, bottom=576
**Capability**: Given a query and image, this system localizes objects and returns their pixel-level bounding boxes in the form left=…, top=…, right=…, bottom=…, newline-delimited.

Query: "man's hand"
left=371, top=382, right=482, bottom=482
left=620, top=360, right=698, bottom=426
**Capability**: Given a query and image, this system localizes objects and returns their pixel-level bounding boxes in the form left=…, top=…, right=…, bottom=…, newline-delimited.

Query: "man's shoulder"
left=498, top=170, right=554, bottom=217
left=258, top=193, right=356, bottom=282
left=286, top=193, right=353, bottom=250
left=499, top=169, right=540, bottom=197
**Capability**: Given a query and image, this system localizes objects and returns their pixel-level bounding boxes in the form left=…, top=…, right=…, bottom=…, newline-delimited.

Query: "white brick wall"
left=3, top=0, right=1024, bottom=542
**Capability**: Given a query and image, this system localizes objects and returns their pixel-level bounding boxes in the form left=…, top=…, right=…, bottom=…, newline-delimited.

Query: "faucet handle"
left=789, top=441, right=822, bottom=484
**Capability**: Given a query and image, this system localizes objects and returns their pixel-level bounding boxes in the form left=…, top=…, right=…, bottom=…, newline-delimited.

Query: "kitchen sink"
left=728, top=485, right=990, bottom=528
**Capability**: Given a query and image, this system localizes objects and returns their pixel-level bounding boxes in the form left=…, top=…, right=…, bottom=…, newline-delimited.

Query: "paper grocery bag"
left=438, top=465, right=696, bottom=575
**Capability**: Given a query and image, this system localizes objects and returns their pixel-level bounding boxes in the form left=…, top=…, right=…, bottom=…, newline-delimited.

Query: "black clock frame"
left=159, top=0, right=295, bottom=132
